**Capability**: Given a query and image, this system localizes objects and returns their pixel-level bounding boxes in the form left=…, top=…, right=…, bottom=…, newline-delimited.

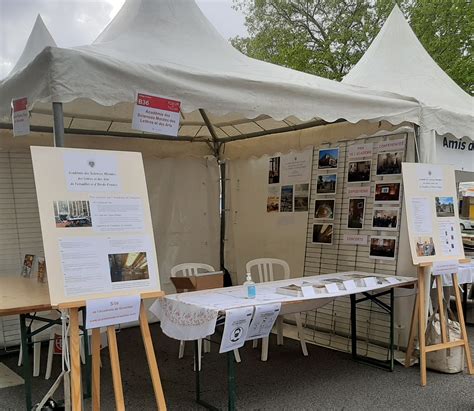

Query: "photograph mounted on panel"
left=316, top=174, right=337, bottom=194
left=374, top=182, right=401, bottom=202
left=318, top=148, right=339, bottom=169
left=53, top=200, right=92, bottom=228
left=435, top=196, right=455, bottom=217
left=314, top=199, right=335, bottom=220
left=372, top=208, right=399, bottom=231
left=280, top=185, right=294, bottom=212
left=376, top=152, right=402, bottom=175
left=348, top=160, right=371, bottom=183
left=20, top=254, right=35, bottom=278
left=268, top=156, right=280, bottom=184
left=312, top=223, right=333, bottom=244
left=267, top=186, right=280, bottom=212
left=369, top=236, right=397, bottom=260
left=294, top=183, right=309, bottom=212
left=347, top=198, right=365, bottom=229
left=109, top=252, right=149, bottom=283
left=415, top=236, right=436, bottom=257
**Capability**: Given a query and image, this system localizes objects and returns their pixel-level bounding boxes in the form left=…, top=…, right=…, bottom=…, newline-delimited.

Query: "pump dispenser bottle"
left=244, top=272, right=256, bottom=299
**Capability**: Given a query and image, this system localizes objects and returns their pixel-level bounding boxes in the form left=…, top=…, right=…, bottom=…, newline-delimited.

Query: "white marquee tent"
left=343, top=5, right=473, bottom=166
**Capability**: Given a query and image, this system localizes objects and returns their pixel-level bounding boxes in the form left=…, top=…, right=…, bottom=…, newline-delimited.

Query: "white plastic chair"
left=245, top=258, right=308, bottom=361
left=171, top=263, right=241, bottom=370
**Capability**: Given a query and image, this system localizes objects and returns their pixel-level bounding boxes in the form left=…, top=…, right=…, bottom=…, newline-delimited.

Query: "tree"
left=232, top=0, right=472, bottom=93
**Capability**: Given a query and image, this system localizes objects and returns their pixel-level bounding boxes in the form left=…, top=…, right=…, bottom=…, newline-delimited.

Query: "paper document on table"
left=219, top=307, right=253, bottom=353
left=246, top=303, right=281, bottom=341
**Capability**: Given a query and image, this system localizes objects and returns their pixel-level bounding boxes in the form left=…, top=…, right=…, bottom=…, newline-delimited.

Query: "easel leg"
left=435, top=276, right=448, bottom=343
left=405, top=291, right=419, bottom=367
left=107, top=326, right=125, bottom=411
left=417, top=266, right=427, bottom=386
left=452, top=274, right=474, bottom=374
left=91, top=328, right=101, bottom=411
left=139, top=301, right=167, bottom=410
left=70, top=308, right=83, bottom=411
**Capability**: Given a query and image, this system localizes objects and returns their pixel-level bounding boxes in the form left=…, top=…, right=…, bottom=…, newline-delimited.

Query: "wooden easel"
left=59, top=291, right=167, bottom=410
left=405, top=260, right=474, bottom=386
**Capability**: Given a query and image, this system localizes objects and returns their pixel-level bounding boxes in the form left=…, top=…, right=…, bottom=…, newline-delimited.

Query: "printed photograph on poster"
left=438, top=220, right=461, bottom=256
left=374, top=182, right=401, bottom=202
left=369, top=236, right=397, bottom=260
left=347, top=160, right=371, bottom=183
left=294, top=184, right=309, bottom=212
left=267, top=186, right=280, bottom=213
left=108, top=252, right=149, bottom=283
left=268, top=157, right=280, bottom=184
left=280, top=185, right=293, bottom=212
left=316, top=174, right=337, bottom=194
left=372, top=208, right=399, bottom=230
left=314, top=199, right=335, bottom=220
left=347, top=198, right=365, bottom=229
left=318, top=148, right=339, bottom=169
left=312, top=224, right=333, bottom=244
left=435, top=196, right=455, bottom=217
left=376, top=152, right=402, bottom=175
left=36, top=257, right=47, bottom=283
left=415, top=236, right=436, bottom=257
left=21, top=254, right=35, bottom=278
left=53, top=200, right=92, bottom=228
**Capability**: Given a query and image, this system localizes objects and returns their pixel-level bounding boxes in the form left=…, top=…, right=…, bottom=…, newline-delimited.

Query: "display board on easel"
left=402, top=162, right=464, bottom=265
left=31, top=146, right=166, bottom=410
left=402, top=162, right=473, bottom=386
left=31, top=146, right=161, bottom=305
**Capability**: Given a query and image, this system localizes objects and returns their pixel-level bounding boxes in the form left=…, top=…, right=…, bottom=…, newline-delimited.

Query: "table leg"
left=19, top=314, right=32, bottom=411
left=389, top=288, right=394, bottom=371
left=227, top=351, right=236, bottom=411
left=350, top=294, right=357, bottom=359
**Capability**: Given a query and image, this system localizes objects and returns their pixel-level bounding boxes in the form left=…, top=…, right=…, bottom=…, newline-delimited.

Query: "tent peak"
left=9, top=13, right=57, bottom=75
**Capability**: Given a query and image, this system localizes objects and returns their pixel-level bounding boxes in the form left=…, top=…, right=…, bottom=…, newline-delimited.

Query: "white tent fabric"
left=0, top=0, right=421, bottom=143
left=9, top=14, right=57, bottom=75
left=343, top=5, right=473, bottom=161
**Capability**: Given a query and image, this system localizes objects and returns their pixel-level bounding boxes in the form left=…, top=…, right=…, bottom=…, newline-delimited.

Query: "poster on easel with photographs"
left=402, top=162, right=465, bottom=265
left=31, top=146, right=161, bottom=305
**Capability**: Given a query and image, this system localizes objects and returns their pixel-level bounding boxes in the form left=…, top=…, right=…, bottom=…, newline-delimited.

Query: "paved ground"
left=1, top=324, right=473, bottom=410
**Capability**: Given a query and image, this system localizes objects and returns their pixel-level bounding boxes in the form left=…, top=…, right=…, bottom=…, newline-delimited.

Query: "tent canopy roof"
left=343, top=5, right=472, bottom=139
left=0, top=0, right=421, bottom=148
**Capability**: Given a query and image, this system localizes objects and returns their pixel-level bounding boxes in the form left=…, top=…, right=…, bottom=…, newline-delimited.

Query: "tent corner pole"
left=52, top=102, right=65, bottom=147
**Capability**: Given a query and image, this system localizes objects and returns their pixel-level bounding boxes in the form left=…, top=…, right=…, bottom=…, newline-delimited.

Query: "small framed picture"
left=318, top=148, right=339, bottom=169
left=348, top=160, right=371, bottom=183
left=312, top=223, right=333, bottom=244
left=369, top=236, right=397, bottom=260
left=376, top=152, right=402, bottom=176
left=316, top=174, right=337, bottom=194
left=314, top=199, right=335, bottom=220
left=374, top=182, right=401, bottom=203
left=347, top=198, right=365, bottom=229
left=371, top=207, right=399, bottom=231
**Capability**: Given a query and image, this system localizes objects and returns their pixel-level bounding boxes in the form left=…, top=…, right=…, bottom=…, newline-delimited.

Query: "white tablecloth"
left=151, top=271, right=416, bottom=341
left=439, top=262, right=474, bottom=287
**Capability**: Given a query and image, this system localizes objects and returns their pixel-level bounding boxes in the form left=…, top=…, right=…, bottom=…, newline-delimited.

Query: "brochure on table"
left=402, top=162, right=465, bottom=265
left=31, top=146, right=161, bottom=305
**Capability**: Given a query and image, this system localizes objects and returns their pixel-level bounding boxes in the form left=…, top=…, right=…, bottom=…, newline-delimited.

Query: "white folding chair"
left=171, top=263, right=241, bottom=370
left=245, top=258, right=308, bottom=361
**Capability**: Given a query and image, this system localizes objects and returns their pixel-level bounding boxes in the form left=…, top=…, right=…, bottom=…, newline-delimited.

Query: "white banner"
left=11, top=97, right=30, bottom=136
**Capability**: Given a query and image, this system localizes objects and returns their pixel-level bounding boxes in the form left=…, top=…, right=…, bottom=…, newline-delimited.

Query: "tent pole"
left=52, top=102, right=65, bottom=147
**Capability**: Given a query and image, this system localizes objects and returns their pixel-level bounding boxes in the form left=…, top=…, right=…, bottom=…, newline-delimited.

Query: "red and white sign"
left=376, top=138, right=405, bottom=153
left=11, top=97, right=30, bottom=136
left=132, top=92, right=181, bottom=137
left=53, top=333, right=63, bottom=355
left=347, top=186, right=371, bottom=197
left=348, top=142, right=373, bottom=160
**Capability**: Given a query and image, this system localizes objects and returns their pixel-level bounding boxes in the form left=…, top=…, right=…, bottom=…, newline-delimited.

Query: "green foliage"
left=232, top=0, right=473, bottom=93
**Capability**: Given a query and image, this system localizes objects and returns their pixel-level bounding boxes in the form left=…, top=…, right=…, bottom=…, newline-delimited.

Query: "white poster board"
left=31, top=146, right=161, bottom=305
left=402, top=162, right=465, bottom=265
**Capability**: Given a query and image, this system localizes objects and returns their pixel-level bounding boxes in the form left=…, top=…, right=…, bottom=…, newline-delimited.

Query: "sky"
left=0, top=0, right=247, bottom=79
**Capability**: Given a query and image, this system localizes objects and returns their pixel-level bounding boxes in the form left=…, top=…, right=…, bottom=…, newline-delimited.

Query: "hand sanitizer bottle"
left=244, top=272, right=256, bottom=299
